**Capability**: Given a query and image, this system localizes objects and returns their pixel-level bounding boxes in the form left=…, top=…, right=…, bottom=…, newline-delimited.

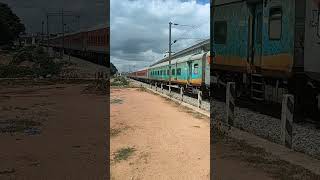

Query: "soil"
left=110, top=88, right=210, bottom=180
left=0, top=81, right=108, bottom=179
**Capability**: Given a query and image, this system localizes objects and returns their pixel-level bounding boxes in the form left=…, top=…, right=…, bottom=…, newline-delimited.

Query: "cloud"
left=110, top=0, right=209, bottom=72
left=1, top=0, right=108, bottom=33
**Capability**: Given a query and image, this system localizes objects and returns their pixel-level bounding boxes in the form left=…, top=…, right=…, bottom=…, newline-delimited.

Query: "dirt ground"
left=212, top=129, right=320, bottom=180
left=0, top=80, right=108, bottom=179
left=111, top=86, right=320, bottom=180
left=110, top=88, right=210, bottom=179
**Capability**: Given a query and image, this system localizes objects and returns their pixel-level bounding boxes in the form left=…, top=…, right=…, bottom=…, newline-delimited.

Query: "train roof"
left=150, top=39, right=210, bottom=66
left=149, top=51, right=210, bottom=69
left=50, top=24, right=109, bottom=39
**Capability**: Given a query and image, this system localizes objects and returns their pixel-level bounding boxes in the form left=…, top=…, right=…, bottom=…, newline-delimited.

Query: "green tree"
left=0, top=3, right=25, bottom=46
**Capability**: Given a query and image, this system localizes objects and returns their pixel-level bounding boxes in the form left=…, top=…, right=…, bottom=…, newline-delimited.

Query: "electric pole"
left=62, top=9, right=65, bottom=57
left=169, top=22, right=172, bottom=86
left=46, top=15, right=50, bottom=53
left=41, top=21, right=44, bottom=42
left=45, top=10, right=79, bottom=57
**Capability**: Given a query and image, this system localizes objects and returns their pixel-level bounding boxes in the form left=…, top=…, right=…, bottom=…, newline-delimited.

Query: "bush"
left=111, top=76, right=129, bottom=86
left=4, top=46, right=63, bottom=77
left=0, top=64, right=34, bottom=78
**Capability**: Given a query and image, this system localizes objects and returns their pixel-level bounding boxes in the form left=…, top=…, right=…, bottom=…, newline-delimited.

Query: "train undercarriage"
left=211, top=70, right=320, bottom=123
left=130, top=77, right=210, bottom=99
left=52, top=47, right=109, bottom=67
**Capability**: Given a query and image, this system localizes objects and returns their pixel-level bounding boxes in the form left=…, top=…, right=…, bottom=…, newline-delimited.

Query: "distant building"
left=18, top=33, right=43, bottom=46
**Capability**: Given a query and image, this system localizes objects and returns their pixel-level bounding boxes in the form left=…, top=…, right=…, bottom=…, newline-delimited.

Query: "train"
left=43, top=24, right=109, bottom=66
left=212, top=0, right=320, bottom=120
left=128, top=51, right=211, bottom=95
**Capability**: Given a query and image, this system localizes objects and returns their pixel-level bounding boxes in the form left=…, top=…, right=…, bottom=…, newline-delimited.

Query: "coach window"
left=194, top=64, right=199, bottom=75
left=177, top=68, right=181, bottom=76
left=269, top=7, right=282, bottom=40
left=172, top=69, right=175, bottom=76
left=214, top=21, right=227, bottom=44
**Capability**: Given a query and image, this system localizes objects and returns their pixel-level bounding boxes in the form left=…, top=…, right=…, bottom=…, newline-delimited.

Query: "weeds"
left=110, top=128, right=121, bottom=137
left=0, top=46, right=62, bottom=78
left=111, top=98, right=123, bottom=104
left=111, top=76, right=129, bottom=87
left=113, top=147, right=136, bottom=162
left=0, top=119, right=41, bottom=135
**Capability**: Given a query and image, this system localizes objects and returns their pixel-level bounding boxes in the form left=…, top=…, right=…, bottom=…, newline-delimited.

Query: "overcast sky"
left=0, top=0, right=108, bottom=34
left=111, top=0, right=209, bottom=72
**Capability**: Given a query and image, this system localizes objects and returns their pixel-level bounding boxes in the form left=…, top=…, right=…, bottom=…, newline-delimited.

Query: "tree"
left=0, top=3, right=25, bottom=46
left=110, top=62, right=118, bottom=76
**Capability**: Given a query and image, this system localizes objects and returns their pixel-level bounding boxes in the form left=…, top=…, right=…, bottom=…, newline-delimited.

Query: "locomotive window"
left=160, top=70, right=162, bottom=75
left=158, top=71, right=159, bottom=75
left=167, top=69, right=169, bottom=75
left=269, top=7, right=282, bottom=40
left=214, top=21, right=227, bottom=44
left=164, top=70, right=166, bottom=75
left=172, top=69, right=175, bottom=75
left=177, top=68, right=181, bottom=76
left=194, top=64, right=199, bottom=74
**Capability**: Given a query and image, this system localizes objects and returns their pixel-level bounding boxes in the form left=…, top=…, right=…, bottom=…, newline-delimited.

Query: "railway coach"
left=46, top=24, right=109, bottom=66
left=212, top=0, right=320, bottom=120
left=129, top=51, right=211, bottom=95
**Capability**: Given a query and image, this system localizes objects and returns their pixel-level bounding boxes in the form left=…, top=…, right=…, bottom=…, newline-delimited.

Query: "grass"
left=110, top=128, right=121, bottom=137
left=0, top=119, right=42, bottom=134
left=113, top=147, right=136, bottom=162
left=136, top=87, right=147, bottom=92
left=110, top=98, right=123, bottom=104
left=111, top=76, right=130, bottom=87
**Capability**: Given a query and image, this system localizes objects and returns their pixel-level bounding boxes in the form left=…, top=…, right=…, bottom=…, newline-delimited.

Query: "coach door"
left=253, top=3, right=263, bottom=69
left=187, top=61, right=192, bottom=84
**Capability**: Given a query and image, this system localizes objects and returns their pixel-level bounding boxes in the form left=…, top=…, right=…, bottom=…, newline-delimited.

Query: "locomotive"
left=212, top=0, right=320, bottom=120
left=129, top=51, right=211, bottom=95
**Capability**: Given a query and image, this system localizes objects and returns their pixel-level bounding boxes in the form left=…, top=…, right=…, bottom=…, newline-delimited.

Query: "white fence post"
left=155, top=82, right=157, bottom=91
left=161, top=83, right=163, bottom=92
left=198, top=91, right=202, bottom=108
left=180, top=87, right=184, bottom=101
left=169, top=85, right=171, bottom=94
left=226, top=82, right=235, bottom=126
left=281, top=94, right=294, bottom=149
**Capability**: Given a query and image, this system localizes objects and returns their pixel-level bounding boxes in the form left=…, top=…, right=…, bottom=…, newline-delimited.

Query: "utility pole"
left=46, top=10, right=79, bottom=57
left=46, top=14, right=49, bottom=53
left=41, top=21, right=44, bottom=42
left=62, top=8, right=65, bottom=57
left=169, top=22, right=172, bottom=86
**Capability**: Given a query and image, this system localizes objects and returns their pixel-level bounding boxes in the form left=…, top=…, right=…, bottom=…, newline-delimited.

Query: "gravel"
left=211, top=99, right=320, bottom=160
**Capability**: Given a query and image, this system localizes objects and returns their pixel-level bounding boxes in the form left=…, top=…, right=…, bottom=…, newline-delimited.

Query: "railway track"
left=212, top=86, right=320, bottom=126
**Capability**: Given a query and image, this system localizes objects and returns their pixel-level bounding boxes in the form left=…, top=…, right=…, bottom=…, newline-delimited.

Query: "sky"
left=0, top=0, right=109, bottom=34
left=110, top=0, right=210, bottom=72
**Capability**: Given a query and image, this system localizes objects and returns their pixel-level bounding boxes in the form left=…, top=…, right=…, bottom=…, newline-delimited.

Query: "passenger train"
left=212, top=0, right=320, bottom=120
left=42, top=25, right=109, bottom=66
left=129, top=51, right=211, bottom=95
